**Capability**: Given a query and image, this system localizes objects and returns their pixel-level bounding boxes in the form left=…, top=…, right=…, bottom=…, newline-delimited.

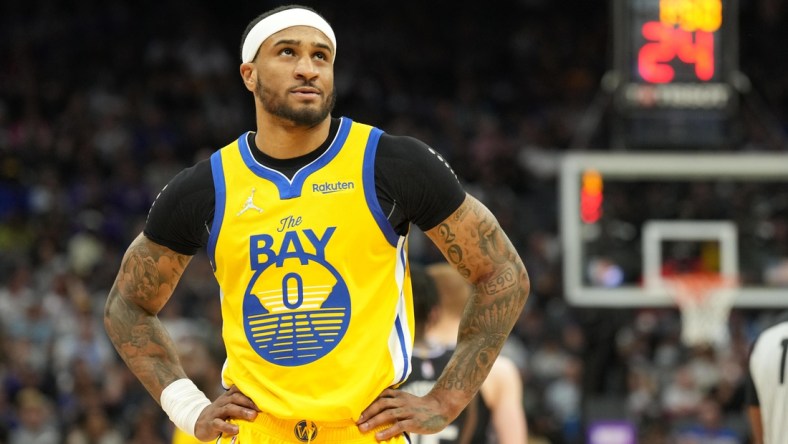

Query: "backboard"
left=561, top=152, right=788, bottom=307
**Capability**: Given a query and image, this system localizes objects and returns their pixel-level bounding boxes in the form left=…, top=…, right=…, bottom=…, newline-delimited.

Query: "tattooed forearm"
left=433, top=335, right=500, bottom=391
left=425, top=194, right=530, bottom=418
left=106, top=293, right=185, bottom=392
left=436, top=289, right=525, bottom=389
left=104, top=233, right=192, bottom=401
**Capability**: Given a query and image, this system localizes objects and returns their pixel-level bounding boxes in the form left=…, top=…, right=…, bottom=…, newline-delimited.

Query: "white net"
left=666, top=273, right=738, bottom=349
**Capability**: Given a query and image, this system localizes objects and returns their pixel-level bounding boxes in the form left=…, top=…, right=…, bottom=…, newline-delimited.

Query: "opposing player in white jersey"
left=746, top=317, right=788, bottom=444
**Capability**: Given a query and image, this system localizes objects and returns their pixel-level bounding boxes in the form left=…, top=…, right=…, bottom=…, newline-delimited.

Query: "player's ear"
left=240, top=63, right=256, bottom=92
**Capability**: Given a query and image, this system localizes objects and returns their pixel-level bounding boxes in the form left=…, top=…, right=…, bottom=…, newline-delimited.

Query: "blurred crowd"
left=0, top=0, right=787, bottom=443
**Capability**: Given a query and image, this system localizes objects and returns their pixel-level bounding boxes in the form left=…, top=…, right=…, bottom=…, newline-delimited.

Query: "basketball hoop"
left=664, top=272, right=738, bottom=349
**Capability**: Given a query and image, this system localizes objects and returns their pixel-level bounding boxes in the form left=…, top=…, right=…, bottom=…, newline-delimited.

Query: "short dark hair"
left=410, top=264, right=439, bottom=326
left=240, top=4, right=323, bottom=61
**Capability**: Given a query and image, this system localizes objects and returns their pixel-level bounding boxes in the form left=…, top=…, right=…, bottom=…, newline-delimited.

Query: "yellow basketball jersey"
left=208, top=118, right=414, bottom=422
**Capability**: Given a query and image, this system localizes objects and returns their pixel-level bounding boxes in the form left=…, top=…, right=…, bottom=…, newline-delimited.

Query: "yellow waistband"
left=234, top=411, right=397, bottom=443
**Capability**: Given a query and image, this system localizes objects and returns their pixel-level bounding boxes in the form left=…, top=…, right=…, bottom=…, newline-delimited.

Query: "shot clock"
left=637, top=0, right=722, bottom=84
left=612, top=0, right=739, bottom=148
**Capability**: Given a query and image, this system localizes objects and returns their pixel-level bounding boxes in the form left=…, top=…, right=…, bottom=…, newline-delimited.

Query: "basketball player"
left=401, top=265, right=479, bottom=444
left=103, top=4, right=530, bottom=444
left=426, top=263, right=528, bottom=444
left=746, top=317, right=788, bottom=444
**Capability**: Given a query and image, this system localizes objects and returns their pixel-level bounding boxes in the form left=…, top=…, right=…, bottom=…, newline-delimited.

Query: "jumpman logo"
left=237, top=188, right=264, bottom=216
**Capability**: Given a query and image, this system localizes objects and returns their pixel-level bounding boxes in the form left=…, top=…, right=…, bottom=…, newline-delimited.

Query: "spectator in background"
left=64, top=406, right=124, bottom=444
left=0, top=263, right=34, bottom=329
left=626, top=366, right=660, bottom=422
left=9, top=387, right=60, bottom=444
left=51, top=309, right=115, bottom=392
left=674, top=397, right=741, bottom=444
left=662, top=364, right=704, bottom=419
left=126, top=401, right=169, bottom=444
left=544, top=356, right=582, bottom=442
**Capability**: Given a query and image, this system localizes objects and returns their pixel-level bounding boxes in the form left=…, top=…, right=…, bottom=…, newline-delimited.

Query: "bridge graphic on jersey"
left=249, top=285, right=345, bottom=360
left=243, top=271, right=351, bottom=366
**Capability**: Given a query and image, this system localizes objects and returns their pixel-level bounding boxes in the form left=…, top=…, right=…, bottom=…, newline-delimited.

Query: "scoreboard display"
left=612, top=0, right=739, bottom=148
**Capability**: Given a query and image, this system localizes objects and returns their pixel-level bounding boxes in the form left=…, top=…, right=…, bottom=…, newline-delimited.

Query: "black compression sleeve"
left=375, top=133, right=466, bottom=233
left=143, top=159, right=215, bottom=255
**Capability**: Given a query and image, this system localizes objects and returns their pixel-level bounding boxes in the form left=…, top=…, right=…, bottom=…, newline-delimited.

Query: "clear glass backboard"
left=561, top=152, right=788, bottom=307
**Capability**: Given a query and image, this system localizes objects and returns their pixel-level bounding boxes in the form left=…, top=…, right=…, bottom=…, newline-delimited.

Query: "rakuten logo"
left=312, top=181, right=355, bottom=194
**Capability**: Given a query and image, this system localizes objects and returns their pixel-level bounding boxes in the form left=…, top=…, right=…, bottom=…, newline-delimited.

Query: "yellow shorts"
left=216, top=412, right=409, bottom=444
left=172, top=427, right=215, bottom=444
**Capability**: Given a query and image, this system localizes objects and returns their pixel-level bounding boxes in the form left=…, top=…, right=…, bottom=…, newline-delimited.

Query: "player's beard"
left=256, top=77, right=336, bottom=127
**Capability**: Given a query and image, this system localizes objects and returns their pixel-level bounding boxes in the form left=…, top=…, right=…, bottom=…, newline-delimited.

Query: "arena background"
left=0, top=0, right=786, bottom=443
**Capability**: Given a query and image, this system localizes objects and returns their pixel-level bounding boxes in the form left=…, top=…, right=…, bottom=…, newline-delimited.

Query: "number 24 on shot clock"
left=637, top=0, right=724, bottom=84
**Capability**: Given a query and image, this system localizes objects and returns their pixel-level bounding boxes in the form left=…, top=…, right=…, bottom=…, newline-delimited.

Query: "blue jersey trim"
left=237, top=118, right=352, bottom=199
left=362, top=127, right=399, bottom=247
left=394, top=315, right=410, bottom=385
left=396, top=244, right=411, bottom=384
left=208, top=151, right=227, bottom=271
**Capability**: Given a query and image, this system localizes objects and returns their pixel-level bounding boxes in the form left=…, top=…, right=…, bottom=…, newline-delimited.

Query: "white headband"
left=241, top=8, right=337, bottom=63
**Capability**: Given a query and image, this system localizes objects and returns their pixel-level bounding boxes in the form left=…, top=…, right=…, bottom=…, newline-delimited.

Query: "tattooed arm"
left=426, top=194, right=529, bottom=415
left=358, top=194, right=530, bottom=439
left=104, top=233, right=193, bottom=399
left=104, top=234, right=259, bottom=440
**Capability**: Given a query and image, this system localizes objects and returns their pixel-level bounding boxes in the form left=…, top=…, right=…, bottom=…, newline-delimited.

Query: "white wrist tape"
left=160, top=379, right=212, bottom=436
